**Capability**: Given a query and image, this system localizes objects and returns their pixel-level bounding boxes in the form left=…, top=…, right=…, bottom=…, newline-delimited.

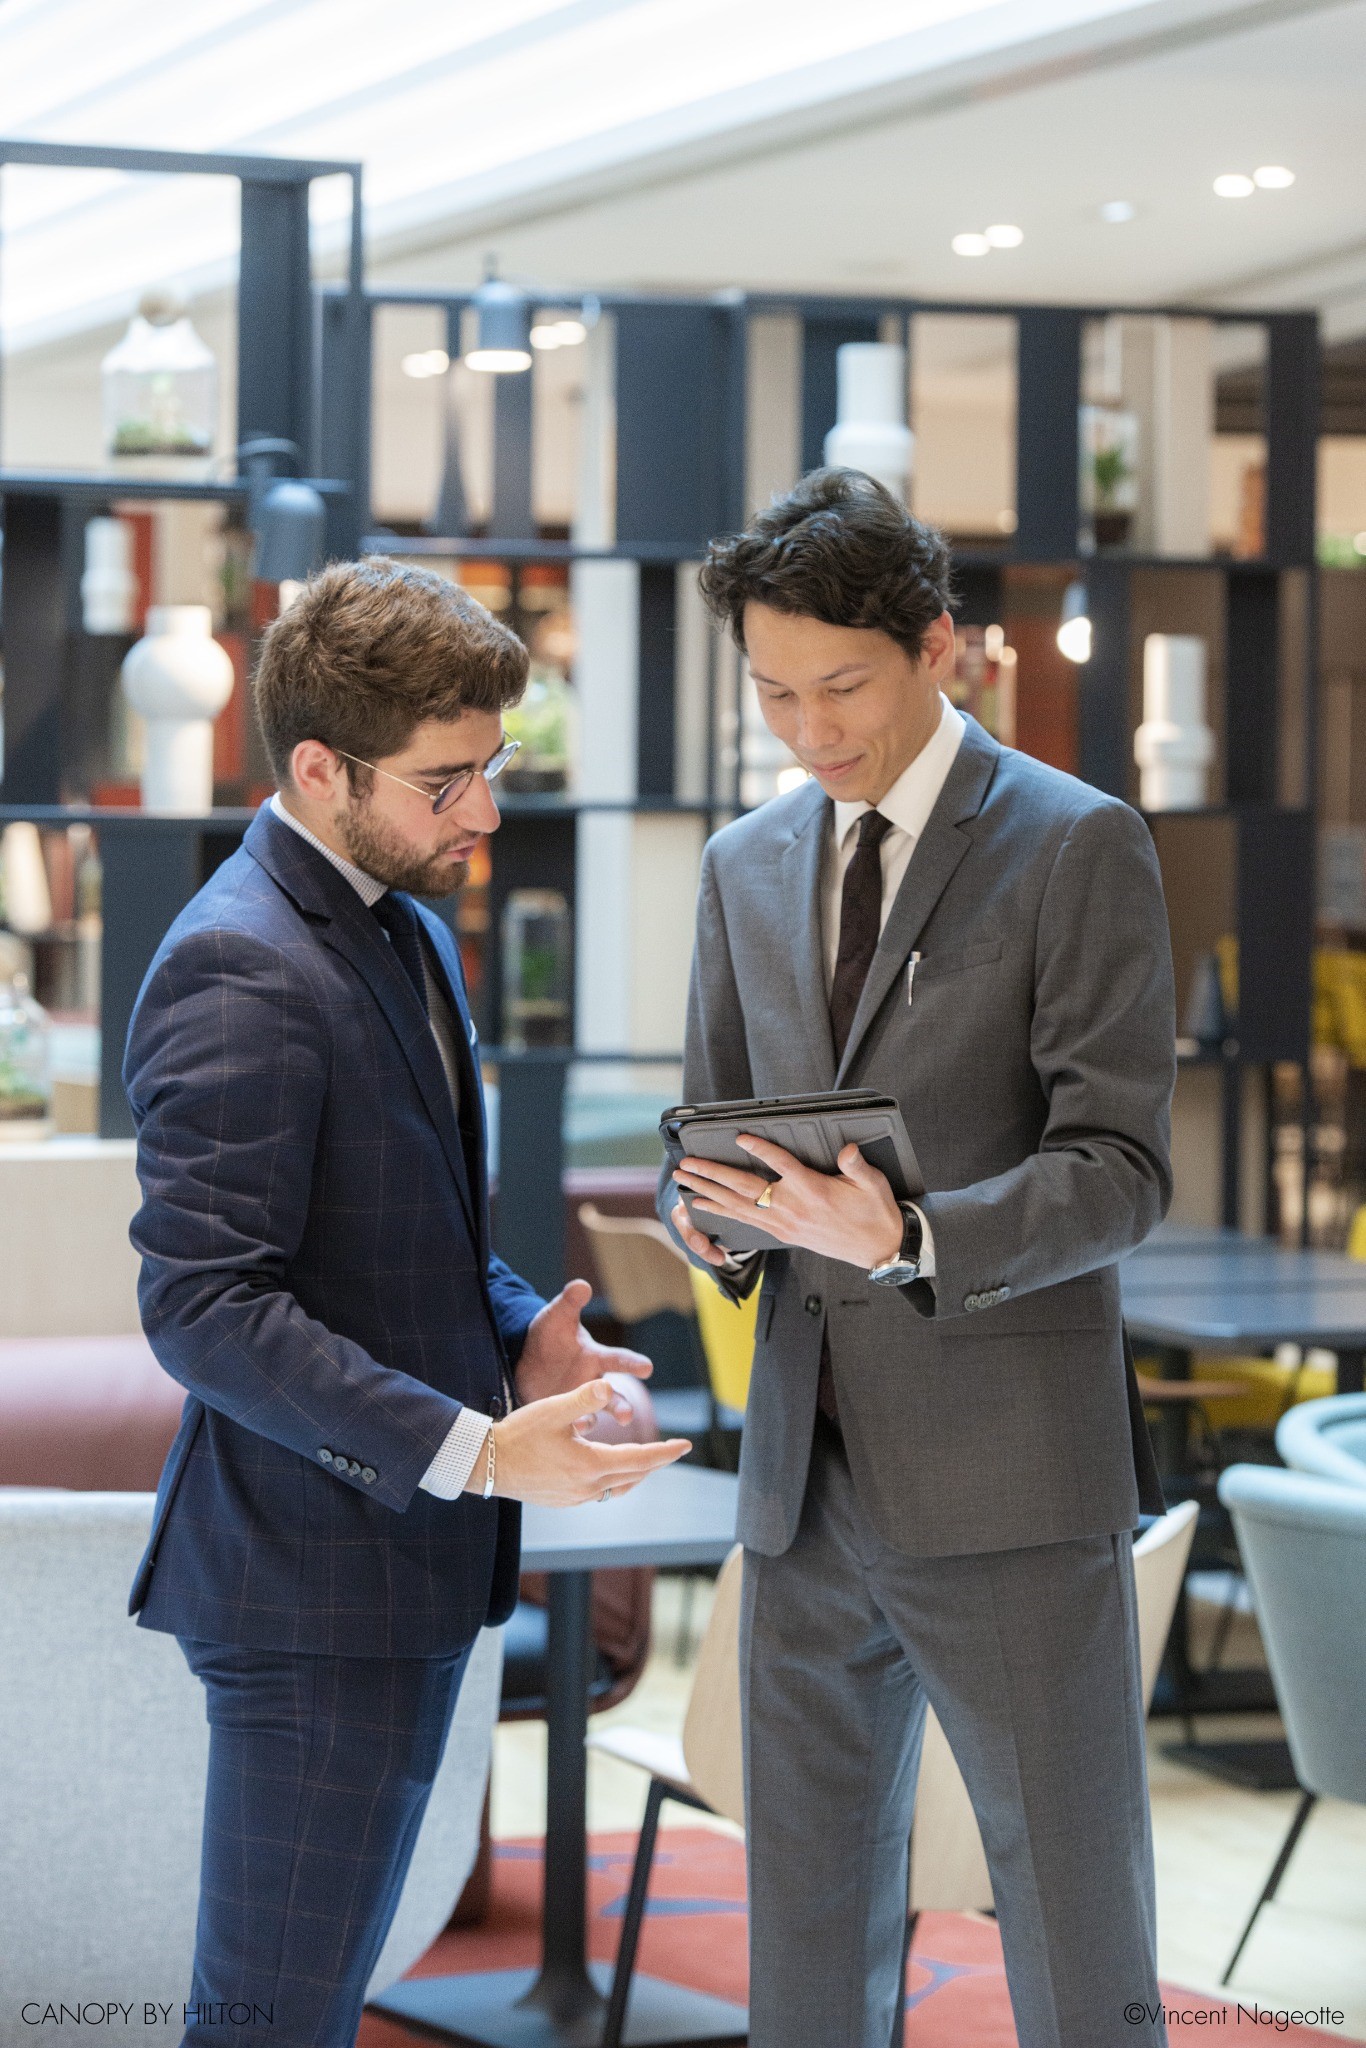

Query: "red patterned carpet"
left=360, top=1829, right=1359, bottom=2046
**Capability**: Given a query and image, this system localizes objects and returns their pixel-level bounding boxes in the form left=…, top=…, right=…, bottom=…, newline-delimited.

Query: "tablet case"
left=660, top=1090, right=923, bottom=1254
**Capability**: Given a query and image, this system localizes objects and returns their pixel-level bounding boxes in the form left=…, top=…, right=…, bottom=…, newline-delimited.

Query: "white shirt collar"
left=832, top=693, right=966, bottom=850
left=270, top=792, right=388, bottom=907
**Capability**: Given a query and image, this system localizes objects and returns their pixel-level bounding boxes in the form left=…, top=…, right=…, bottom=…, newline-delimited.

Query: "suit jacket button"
left=319, top=1448, right=334, bottom=1464
left=804, top=1294, right=822, bottom=1317
left=997, top=1286, right=1010, bottom=1301
left=349, top=1459, right=362, bottom=1475
left=964, top=1294, right=980, bottom=1311
left=361, top=1467, right=376, bottom=1484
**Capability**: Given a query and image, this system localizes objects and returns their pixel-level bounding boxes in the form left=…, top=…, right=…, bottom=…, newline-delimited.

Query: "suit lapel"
left=834, top=718, right=1000, bottom=1087
left=781, top=781, right=837, bottom=1089
left=243, top=807, right=479, bottom=1239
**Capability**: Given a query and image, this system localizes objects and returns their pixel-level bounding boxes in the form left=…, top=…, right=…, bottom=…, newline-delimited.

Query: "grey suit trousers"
left=740, top=1423, right=1167, bottom=2048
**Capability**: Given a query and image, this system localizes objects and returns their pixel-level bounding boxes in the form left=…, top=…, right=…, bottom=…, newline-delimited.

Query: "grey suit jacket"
left=659, top=715, right=1174, bottom=1559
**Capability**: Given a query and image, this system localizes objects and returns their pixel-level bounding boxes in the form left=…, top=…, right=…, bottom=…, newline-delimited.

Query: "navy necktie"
left=372, top=893, right=429, bottom=1016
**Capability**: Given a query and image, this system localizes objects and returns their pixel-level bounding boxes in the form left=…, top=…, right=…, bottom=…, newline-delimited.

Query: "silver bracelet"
left=481, top=1422, right=497, bottom=1500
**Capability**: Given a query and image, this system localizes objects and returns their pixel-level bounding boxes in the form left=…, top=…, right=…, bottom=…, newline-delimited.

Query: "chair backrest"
left=909, top=1498, right=1198, bottom=1914
left=0, top=1489, right=502, bottom=2035
left=1275, top=1393, right=1366, bottom=1490
left=681, top=1544, right=746, bottom=1827
left=678, top=1505, right=1203, bottom=1919
left=689, top=1269, right=758, bottom=1415
left=1217, top=1464, right=1366, bottom=1806
left=1132, top=1498, right=1200, bottom=1708
left=578, top=1204, right=696, bottom=1323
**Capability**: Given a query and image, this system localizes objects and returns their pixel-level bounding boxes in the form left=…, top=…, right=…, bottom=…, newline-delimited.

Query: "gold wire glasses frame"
left=334, top=740, right=521, bottom=815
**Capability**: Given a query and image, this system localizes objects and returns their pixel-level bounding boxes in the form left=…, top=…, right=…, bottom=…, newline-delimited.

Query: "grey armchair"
left=1275, top=1392, right=1366, bottom=1488
left=0, top=1490, right=502, bottom=2044
left=1215, top=1464, right=1366, bottom=1985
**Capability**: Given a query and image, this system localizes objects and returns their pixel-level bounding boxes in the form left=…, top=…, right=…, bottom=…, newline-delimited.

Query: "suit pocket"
left=914, top=937, right=1003, bottom=980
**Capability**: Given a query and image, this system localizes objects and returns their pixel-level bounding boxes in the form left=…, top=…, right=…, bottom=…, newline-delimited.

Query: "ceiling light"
left=465, top=268, right=532, bottom=374
left=530, top=317, right=589, bottom=351
left=1056, top=582, right=1092, bottom=664
left=1254, top=165, right=1295, bottom=189
left=984, top=224, right=1023, bottom=249
left=1354, top=532, right=1366, bottom=557
left=1213, top=173, right=1255, bottom=198
left=952, top=232, right=991, bottom=257
left=401, top=349, right=449, bottom=379
left=1099, top=200, right=1136, bottom=224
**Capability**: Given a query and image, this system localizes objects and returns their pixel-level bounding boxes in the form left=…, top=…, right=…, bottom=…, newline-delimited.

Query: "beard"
left=337, top=796, right=471, bottom=897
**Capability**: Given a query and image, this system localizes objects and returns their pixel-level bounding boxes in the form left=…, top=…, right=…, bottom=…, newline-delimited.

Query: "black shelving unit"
left=0, top=155, right=1323, bottom=1237
left=0, top=137, right=366, bottom=807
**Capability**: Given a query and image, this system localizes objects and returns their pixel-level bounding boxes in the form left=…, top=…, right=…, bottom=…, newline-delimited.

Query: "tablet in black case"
left=660, top=1089, right=924, bottom=1255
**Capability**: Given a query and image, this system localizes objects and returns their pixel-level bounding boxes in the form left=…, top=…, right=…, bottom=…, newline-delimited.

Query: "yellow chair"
left=688, top=1266, right=757, bottom=1420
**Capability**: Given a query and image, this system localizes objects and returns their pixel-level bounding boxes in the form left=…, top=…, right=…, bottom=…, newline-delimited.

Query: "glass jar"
left=101, top=291, right=218, bottom=470
left=1079, top=404, right=1140, bottom=550
left=501, top=890, right=572, bottom=1049
left=502, top=667, right=577, bottom=793
left=0, top=974, right=53, bottom=1139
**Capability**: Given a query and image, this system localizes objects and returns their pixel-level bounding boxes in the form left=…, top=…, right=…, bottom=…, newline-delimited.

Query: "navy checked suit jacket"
left=123, top=802, right=545, bottom=1656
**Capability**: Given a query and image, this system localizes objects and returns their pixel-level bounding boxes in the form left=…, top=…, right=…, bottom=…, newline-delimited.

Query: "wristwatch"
left=867, top=1201, right=924, bottom=1287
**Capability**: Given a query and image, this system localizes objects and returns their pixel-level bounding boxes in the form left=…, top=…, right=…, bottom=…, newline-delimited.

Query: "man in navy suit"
left=123, top=558, right=688, bottom=2045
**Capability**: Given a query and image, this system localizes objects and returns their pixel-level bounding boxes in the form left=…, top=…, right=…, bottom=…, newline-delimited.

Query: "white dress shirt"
left=270, top=794, right=492, bottom=1499
left=820, top=693, right=966, bottom=1280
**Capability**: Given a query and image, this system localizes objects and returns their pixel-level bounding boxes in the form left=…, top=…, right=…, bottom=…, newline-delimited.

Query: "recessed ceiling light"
left=1099, top=200, right=1136, bottom=223
left=1213, top=173, right=1256, bottom=198
left=1254, top=165, right=1295, bottom=189
left=401, top=349, right=450, bottom=379
left=952, top=232, right=991, bottom=257
left=984, top=223, right=1024, bottom=248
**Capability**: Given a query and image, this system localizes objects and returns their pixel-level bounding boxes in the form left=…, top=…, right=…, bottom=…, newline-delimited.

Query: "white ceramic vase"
left=121, top=606, right=234, bottom=814
left=823, top=343, right=914, bottom=502
left=1134, top=634, right=1215, bottom=812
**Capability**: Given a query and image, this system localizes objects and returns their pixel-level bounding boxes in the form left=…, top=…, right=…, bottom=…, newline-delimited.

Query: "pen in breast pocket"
left=907, top=951, right=922, bottom=1005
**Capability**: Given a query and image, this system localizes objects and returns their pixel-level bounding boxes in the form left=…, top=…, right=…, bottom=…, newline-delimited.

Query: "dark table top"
left=1122, top=1281, right=1366, bottom=1350
left=1120, top=1227, right=1366, bottom=1345
left=520, top=1463, right=739, bottom=1573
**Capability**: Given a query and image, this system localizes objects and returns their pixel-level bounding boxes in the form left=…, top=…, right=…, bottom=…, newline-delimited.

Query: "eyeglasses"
left=334, top=739, right=521, bottom=815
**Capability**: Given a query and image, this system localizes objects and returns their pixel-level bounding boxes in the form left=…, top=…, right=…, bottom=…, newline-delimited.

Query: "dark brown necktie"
left=819, top=808, right=893, bottom=1427
left=829, top=809, right=893, bottom=1063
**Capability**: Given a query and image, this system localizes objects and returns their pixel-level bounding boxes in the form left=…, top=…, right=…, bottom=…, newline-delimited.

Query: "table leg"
left=1337, top=1348, right=1365, bottom=1395
left=517, top=1571, right=601, bottom=2029
left=368, top=1568, right=747, bottom=2047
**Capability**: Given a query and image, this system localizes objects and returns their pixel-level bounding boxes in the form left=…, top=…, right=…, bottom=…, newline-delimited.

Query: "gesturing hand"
left=516, top=1278, right=652, bottom=1423
left=469, top=1377, right=691, bottom=1507
left=672, top=1134, right=904, bottom=1271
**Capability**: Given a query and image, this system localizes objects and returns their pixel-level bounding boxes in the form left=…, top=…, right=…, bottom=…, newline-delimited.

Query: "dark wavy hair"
left=698, top=468, right=955, bottom=660
left=253, top=556, right=528, bottom=787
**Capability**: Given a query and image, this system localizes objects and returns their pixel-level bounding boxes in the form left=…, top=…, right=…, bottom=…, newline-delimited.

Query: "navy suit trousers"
left=177, top=1636, right=474, bottom=2048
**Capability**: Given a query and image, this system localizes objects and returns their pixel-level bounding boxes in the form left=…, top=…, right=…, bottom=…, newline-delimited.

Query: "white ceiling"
left=2, top=0, right=1365, bottom=348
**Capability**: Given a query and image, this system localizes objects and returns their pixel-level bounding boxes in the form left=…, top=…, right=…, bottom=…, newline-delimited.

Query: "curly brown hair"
left=253, top=557, right=528, bottom=786
left=698, top=468, right=955, bottom=660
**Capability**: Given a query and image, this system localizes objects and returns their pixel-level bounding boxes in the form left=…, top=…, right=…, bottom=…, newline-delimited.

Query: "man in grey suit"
left=662, top=469, right=1173, bottom=2047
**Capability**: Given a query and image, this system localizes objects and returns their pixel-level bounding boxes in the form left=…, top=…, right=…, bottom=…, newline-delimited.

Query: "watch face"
left=870, top=1259, right=919, bottom=1286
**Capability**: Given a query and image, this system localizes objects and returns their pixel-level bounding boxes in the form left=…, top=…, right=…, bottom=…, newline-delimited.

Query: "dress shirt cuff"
left=910, top=1204, right=936, bottom=1280
left=418, top=1407, right=492, bottom=1500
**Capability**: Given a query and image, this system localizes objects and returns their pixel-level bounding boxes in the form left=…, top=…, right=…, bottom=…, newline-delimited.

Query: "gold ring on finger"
left=755, top=1181, right=776, bottom=1210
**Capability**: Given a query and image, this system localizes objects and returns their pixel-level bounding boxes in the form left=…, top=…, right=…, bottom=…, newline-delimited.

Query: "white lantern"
left=823, top=344, right=914, bottom=502
left=121, top=607, right=234, bottom=814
